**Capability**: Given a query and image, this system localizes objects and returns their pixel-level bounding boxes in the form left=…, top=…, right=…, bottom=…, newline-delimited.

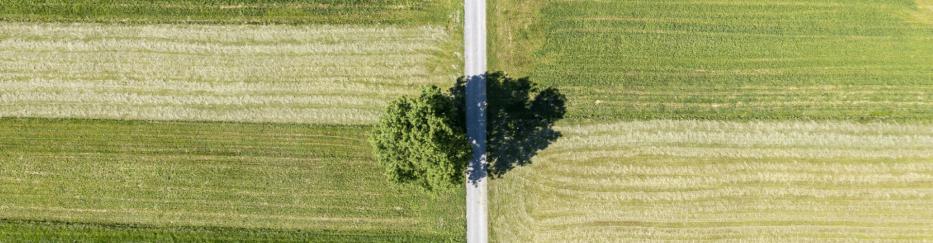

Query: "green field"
left=493, top=0, right=933, bottom=121
left=0, top=0, right=466, bottom=241
left=0, top=0, right=457, bottom=25
left=0, top=118, right=464, bottom=241
left=0, top=219, right=448, bottom=242
left=3, top=0, right=933, bottom=241
left=489, top=0, right=933, bottom=241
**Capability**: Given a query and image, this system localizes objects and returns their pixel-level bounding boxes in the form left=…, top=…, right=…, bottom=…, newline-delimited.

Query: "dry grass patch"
left=491, top=120, right=933, bottom=241
left=915, top=0, right=933, bottom=25
left=0, top=23, right=458, bottom=124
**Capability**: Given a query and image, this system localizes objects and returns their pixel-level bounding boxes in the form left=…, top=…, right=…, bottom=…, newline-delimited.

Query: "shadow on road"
left=453, top=72, right=567, bottom=181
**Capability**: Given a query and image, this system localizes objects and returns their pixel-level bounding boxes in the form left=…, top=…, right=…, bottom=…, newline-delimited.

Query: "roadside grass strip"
left=0, top=23, right=458, bottom=124
left=0, top=118, right=465, bottom=241
left=490, top=120, right=933, bottom=241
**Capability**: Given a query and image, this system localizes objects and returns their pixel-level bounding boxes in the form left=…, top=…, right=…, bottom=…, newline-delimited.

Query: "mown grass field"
left=491, top=120, right=933, bottom=241
left=489, top=0, right=933, bottom=241
left=0, top=0, right=465, bottom=241
left=0, top=0, right=457, bottom=25
left=0, top=219, right=450, bottom=242
left=0, top=23, right=456, bottom=124
left=0, top=118, right=464, bottom=241
left=494, top=0, right=933, bottom=121
left=4, top=0, right=933, bottom=241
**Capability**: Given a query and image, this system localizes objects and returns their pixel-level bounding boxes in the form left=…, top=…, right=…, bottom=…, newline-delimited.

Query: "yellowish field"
left=0, top=23, right=457, bottom=124
left=915, top=0, right=933, bottom=25
left=490, top=120, right=933, bottom=241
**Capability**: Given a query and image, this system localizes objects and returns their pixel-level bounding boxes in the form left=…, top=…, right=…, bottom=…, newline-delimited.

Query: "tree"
left=370, top=72, right=566, bottom=189
left=369, top=86, right=470, bottom=191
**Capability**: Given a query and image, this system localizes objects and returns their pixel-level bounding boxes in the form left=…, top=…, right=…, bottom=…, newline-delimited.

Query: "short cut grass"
left=0, top=23, right=458, bottom=124
left=0, top=118, right=466, bottom=241
left=0, top=0, right=459, bottom=25
left=491, top=120, right=933, bottom=241
left=494, top=0, right=933, bottom=121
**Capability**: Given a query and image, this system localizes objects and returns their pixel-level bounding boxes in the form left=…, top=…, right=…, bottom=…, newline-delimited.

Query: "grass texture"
left=494, top=0, right=933, bottom=121
left=0, top=118, right=465, bottom=241
left=488, top=0, right=933, bottom=241
left=0, top=0, right=458, bottom=25
left=0, top=219, right=447, bottom=242
left=0, top=23, right=459, bottom=124
left=490, top=120, right=933, bottom=241
left=0, top=0, right=468, bottom=241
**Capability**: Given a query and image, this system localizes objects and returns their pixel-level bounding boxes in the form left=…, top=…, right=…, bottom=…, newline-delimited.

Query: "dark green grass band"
left=0, top=118, right=465, bottom=242
left=0, top=0, right=458, bottom=25
left=0, top=218, right=449, bottom=242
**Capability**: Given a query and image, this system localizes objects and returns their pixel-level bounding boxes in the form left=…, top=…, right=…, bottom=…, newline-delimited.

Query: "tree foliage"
left=371, top=72, right=566, bottom=190
left=369, top=86, right=470, bottom=191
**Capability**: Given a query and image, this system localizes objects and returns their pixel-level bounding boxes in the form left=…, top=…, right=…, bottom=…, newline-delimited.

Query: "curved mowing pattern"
left=0, top=23, right=456, bottom=124
left=490, top=120, right=933, bottom=241
left=0, top=119, right=465, bottom=241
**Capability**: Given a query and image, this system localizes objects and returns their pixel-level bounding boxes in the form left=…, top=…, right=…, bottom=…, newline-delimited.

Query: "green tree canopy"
left=370, top=72, right=566, bottom=190
left=369, top=86, right=469, bottom=191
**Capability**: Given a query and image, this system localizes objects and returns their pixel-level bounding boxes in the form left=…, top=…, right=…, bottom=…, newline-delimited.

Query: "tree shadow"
left=452, top=72, right=567, bottom=179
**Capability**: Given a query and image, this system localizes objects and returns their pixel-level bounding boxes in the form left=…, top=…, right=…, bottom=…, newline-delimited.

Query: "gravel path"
left=464, top=0, right=488, bottom=242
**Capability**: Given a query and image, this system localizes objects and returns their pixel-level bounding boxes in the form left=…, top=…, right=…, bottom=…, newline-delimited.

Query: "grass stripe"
left=0, top=118, right=465, bottom=241
left=490, top=120, right=933, bottom=241
left=0, top=23, right=459, bottom=124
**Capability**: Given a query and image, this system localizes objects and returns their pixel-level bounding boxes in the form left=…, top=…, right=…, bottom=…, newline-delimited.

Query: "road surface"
left=464, top=0, right=488, bottom=242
